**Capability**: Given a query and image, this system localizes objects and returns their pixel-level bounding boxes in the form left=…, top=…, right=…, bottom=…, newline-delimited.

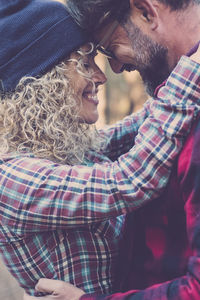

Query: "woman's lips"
left=82, top=90, right=99, bottom=105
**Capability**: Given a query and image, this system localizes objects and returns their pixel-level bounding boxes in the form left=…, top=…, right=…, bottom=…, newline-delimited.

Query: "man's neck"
left=167, top=4, right=200, bottom=68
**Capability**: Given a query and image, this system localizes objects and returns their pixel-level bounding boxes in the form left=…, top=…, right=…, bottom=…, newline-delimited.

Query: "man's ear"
left=129, top=0, right=159, bottom=30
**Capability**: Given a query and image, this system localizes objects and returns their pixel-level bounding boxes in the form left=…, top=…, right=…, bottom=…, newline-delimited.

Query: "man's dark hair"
left=66, top=0, right=130, bottom=31
left=158, top=0, right=200, bottom=10
left=67, top=0, right=200, bottom=31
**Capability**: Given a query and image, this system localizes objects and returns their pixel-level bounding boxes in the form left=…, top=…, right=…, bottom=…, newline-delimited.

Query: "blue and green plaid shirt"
left=1, top=56, right=200, bottom=296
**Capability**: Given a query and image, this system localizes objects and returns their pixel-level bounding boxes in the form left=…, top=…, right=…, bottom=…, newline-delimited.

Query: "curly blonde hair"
left=0, top=43, right=104, bottom=165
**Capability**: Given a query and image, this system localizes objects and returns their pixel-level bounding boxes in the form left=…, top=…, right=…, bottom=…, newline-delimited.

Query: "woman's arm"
left=1, top=56, right=200, bottom=233
left=98, top=106, right=148, bottom=161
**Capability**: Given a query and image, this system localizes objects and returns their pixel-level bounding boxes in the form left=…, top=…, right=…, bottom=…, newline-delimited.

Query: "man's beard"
left=123, top=20, right=171, bottom=96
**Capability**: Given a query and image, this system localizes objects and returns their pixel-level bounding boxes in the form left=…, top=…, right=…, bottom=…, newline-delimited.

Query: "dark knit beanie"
left=0, top=0, right=89, bottom=92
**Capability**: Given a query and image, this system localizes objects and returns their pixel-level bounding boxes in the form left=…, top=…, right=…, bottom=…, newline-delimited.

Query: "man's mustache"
left=120, top=64, right=136, bottom=72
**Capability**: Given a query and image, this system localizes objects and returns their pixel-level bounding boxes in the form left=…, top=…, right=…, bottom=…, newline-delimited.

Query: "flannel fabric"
left=0, top=56, right=200, bottom=296
left=81, top=118, right=200, bottom=300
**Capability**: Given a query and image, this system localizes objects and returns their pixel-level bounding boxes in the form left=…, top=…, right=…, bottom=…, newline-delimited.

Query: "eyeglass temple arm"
left=97, top=20, right=119, bottom=47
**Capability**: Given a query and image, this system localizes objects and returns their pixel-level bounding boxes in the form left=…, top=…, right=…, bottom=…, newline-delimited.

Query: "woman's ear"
left=129, top=0, right=159, bottom=30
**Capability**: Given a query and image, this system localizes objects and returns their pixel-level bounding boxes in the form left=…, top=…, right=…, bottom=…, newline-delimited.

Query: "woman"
left=1, top=0, right=200, bottom=298
left=0, top=0, right=118, bottom=296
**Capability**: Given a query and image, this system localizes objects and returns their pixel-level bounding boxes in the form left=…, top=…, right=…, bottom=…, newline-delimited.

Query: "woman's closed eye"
left=83, top=62, right=90, bottom=70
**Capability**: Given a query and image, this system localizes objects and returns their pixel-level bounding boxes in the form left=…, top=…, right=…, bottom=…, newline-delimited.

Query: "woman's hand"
left=23, top=279, right=85, bottom=300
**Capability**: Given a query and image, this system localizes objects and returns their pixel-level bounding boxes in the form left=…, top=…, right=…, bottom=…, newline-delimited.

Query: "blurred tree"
left=96, top=55, right=148, bottom=127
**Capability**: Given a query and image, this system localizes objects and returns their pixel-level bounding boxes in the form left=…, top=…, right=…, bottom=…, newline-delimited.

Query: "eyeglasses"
left=96, top=20, right=119, bottom=60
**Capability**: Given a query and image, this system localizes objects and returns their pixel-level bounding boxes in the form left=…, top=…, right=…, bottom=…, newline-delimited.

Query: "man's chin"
left=143, top=79, right=159, bottom=97
left=142, top=73, right=168, bottom=96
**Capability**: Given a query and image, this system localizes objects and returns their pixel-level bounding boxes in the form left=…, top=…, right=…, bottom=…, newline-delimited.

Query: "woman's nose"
left=93, top=66, right=107, bottom=86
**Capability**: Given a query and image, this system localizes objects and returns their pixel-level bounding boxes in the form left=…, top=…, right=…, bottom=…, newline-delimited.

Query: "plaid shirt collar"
left=154, top=40, right=200, bottom=97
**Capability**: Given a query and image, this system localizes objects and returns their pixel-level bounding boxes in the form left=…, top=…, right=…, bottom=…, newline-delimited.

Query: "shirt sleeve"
left=98, top=106, right=148, bottom=161
left=80, top=271, right=200, bottom=300
left=1, top=56, right=200, bottom=233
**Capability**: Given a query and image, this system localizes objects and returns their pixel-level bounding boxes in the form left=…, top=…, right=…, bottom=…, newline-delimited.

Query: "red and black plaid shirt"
left=81, top=43, right=200, bottom=299
left=81, top=118, right=200, bottom=300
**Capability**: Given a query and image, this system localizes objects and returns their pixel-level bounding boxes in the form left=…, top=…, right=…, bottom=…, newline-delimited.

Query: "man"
left=26, top=0, right=200, bottom=299
left=67, top=0, right=200, bottom=96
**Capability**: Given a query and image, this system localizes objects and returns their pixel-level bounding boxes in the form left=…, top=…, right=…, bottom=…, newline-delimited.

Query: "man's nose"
left=108, top=58, right=124, bottom=73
